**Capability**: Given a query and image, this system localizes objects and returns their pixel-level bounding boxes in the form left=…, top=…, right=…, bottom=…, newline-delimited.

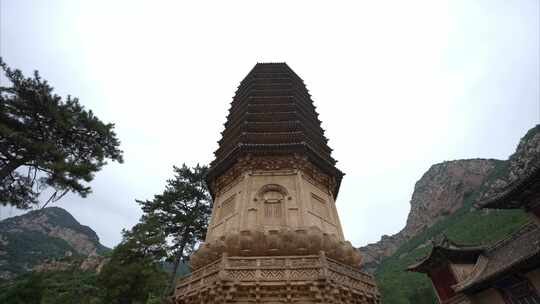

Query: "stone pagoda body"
left=173, top=63, right=381, bottom=304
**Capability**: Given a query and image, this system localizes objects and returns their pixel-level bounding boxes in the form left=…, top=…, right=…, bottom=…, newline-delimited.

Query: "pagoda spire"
left=207, top=62, right=343, bottom=198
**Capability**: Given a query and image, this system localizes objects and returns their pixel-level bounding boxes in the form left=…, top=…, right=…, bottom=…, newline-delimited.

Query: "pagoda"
left=173, top=63, right=381, bottom=303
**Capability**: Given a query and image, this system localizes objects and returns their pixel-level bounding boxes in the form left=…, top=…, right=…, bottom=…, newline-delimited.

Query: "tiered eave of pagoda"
left=207, top=63, right=343, bottom=196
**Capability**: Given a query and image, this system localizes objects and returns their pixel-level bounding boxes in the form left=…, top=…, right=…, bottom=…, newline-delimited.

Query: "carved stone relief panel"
left=310, top=193, right=330, bottom=220
left=219, top=194, right=236, bottom=220
left=302, top=179, right=340, bottom=238
left=207, top=177, right=246, bottom=241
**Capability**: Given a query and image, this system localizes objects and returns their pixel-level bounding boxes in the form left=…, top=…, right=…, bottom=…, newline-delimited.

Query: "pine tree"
left=0, top=58, right=123, bottom=208
left=136, top=164, right=212, bottom=297
left=120, top=213, right=168, bottom=263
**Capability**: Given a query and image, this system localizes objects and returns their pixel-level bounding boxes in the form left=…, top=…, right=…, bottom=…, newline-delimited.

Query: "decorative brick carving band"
left=174, top=253, right=380, bottom=304
left=211, top=155, right=337, bottom=196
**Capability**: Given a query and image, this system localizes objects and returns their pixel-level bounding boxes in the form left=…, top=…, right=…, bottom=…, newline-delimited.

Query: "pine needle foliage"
left=136, top=164, right=212, bottom=297
left=0, top=58, right=123, bottom=208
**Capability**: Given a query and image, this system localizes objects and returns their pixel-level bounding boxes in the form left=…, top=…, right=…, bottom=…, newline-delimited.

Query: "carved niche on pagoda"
left=256, top=183, right=288, bottom=226
left=205, top=155, right=343, bottom=244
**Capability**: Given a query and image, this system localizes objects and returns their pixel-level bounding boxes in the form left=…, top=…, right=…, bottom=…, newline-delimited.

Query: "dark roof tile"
left=475, top=164, right=540, bottom=210
left=457, top=222, right=540, bottom=292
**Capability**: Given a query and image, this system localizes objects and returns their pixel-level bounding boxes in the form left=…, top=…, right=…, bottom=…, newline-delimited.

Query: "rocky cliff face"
left=359, top=125, right=540, bottom=272
left=479, top=125, right=540, bottom=201
left=402, top=159, right=499, bottom=239
left=359, top=159, right=500, bottom=271
left=33, top=254, right=108, bottom=274
left=0, top=207, right=109, bottom=279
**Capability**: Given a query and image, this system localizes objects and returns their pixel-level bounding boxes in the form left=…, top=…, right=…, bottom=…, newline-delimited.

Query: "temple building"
left=407, top=163, right=540, bottom=304
left=173, top=63, right=381, bottom=303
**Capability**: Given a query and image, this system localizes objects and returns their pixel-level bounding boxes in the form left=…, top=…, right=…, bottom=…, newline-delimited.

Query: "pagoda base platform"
left=173, top=253, right=381, bottom=304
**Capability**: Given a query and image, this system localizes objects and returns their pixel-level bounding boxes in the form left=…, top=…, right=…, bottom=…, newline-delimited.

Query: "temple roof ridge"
left=407, top=235, right=486, bottom=273
left=474, top=161, right=540, bottom=209
left=433, top=234, right=487, bottom=250
left=485, top=221, right=539, bottom=254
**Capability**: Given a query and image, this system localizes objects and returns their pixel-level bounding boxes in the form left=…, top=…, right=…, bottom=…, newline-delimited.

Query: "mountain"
left=359, top=158, right=500, bottom=272
left=0, top=207, right=110, bottom=280
left=363, top=125, right=540, bottom=303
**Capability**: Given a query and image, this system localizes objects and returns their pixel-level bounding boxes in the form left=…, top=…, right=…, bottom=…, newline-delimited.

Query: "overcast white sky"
left=1, top=0, right=539, bottom=248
